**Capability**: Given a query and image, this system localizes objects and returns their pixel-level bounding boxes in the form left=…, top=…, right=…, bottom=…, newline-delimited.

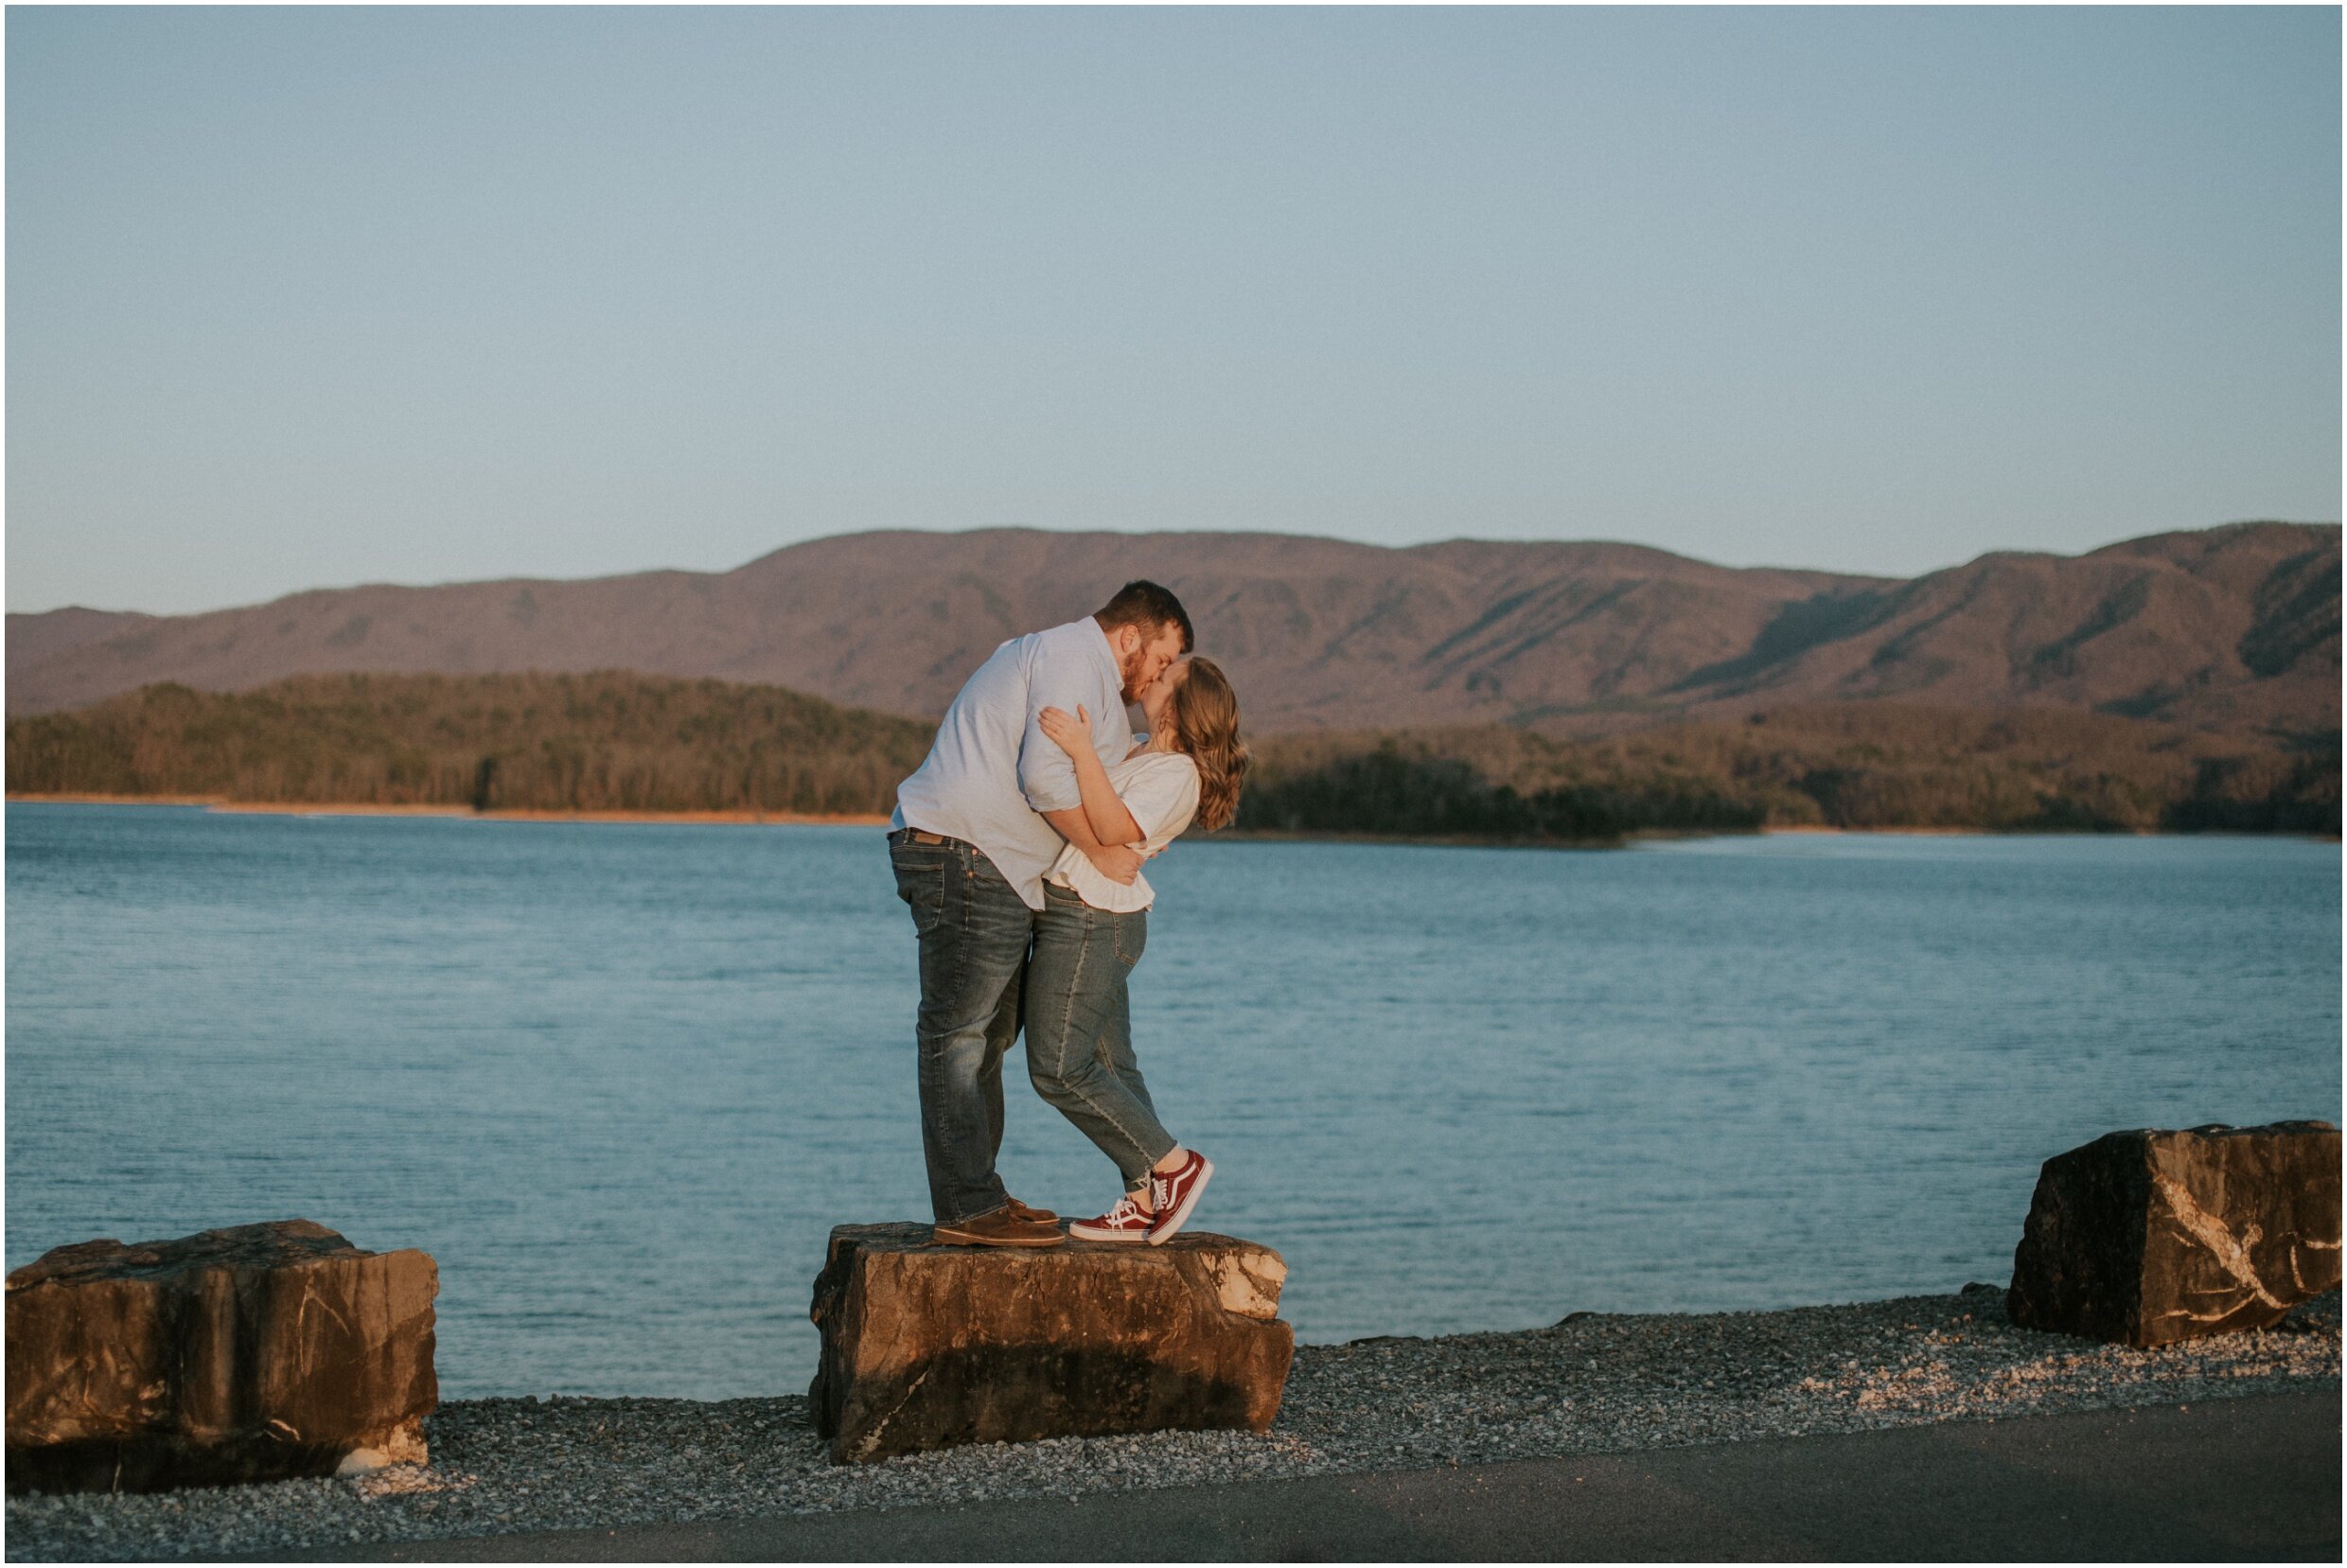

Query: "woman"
left=1029, top=654, right=1247, bottom=1244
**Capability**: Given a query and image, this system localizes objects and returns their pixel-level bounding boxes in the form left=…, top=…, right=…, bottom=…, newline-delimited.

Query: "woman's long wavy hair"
left=1166, top=657, right=1248, bottom=832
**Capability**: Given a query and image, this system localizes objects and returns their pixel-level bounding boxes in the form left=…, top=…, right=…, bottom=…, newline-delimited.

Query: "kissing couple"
left=886, top=580, right=1247, bottom=1248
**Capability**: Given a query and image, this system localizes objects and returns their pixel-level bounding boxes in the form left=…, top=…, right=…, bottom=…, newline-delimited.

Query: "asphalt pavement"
left=286, top=1388, right=2340, bottom=1562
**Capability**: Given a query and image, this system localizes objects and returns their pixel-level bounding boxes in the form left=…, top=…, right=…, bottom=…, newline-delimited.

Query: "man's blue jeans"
left=889, top=831, right=1036, bottom=1224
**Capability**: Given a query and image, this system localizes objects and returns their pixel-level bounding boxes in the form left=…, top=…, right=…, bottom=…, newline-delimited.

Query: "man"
left=887, top=581, right=1193, bottom=1246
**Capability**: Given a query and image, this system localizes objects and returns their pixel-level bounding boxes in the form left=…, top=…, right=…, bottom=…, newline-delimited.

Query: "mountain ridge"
left=9, top=521, right=2336, bottom=736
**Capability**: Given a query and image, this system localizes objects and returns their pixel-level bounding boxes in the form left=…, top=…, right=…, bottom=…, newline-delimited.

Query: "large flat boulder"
left=2008, top=1121, right=2341, bottom=1347
left=809, top=1223, right=1294, bottom=1462
left=6, top=1219, right=438, bottom=1493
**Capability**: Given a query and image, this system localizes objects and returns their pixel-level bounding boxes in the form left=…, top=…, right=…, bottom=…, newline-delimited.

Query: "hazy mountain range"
left=9, top=522, right=2337, bottom=736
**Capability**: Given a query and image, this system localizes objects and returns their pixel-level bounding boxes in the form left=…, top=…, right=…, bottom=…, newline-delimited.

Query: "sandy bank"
left=12, top=796, right=2334, bottom=842
left=6, top=794, right=889, bottom=827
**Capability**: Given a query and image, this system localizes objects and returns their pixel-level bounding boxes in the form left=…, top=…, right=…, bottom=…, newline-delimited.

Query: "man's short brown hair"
left=1096, top=580, right=1193, bottom=652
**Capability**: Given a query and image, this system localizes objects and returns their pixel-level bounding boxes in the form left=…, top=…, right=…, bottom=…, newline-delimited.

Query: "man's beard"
left=1119, top=645, right=1149, bottom=703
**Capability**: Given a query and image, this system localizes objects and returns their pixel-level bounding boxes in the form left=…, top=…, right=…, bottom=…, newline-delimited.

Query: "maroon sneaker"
left=1068, top=1192, right=1154, bottom=1242
left=1146, top=1151, right=1214, bottom=1245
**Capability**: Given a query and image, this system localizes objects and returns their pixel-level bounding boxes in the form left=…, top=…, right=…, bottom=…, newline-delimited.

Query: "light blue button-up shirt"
left=891, top=617, right=1137, bottom=910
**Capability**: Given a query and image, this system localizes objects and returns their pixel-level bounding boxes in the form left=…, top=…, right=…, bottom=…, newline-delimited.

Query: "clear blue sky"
left=7, top=6, right=2338, bottom=615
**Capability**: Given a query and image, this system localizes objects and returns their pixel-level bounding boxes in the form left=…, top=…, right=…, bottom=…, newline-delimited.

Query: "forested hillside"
left=4, top=672, right=933, bottom=816
left=1244, top=704, right=2340, bottom=841
left=11, top=522, right=2337, bottom=740
left=10, top=673, right=2334, bottom=839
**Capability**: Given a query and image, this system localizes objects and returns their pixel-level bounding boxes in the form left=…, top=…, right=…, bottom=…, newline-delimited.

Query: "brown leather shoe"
left=933, top=1207, right=1065, bottom=1248
left=1003, top=1196, right=1058, bottom=1224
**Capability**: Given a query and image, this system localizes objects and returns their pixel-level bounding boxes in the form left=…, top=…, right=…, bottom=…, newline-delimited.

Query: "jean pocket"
left=1111, top=910, right=1148, bottom=969
left=892, top=855, right=948, bottom=936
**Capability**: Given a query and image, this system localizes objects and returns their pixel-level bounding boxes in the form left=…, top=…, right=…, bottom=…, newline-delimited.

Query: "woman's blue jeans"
left=1024, top=882, right=1179, bottom=1195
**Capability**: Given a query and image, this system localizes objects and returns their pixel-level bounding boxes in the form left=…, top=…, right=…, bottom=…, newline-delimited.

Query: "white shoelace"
left=1104, top=1194, right=1149, bottom=1226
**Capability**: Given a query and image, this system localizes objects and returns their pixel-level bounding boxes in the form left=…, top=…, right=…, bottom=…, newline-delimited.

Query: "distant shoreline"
left=3, top=794, right=891, bottom=827
left=11, top=794, right=2336, bottom=844
left=1213, top=823, right=1987, bottom=846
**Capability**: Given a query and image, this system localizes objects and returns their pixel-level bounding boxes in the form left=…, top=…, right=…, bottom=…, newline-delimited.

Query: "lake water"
left=6, top=803, right=2338, bottom=1399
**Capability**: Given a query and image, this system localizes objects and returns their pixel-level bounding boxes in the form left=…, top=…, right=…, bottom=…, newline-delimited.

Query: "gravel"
left=9, top=1285, right=2338, bottom=1562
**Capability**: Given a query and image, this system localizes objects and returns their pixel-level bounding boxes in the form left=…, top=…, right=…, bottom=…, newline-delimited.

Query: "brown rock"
left=808, top=1223, right=1294, bottom=1462
left=5, top=1219, right=438, bottom=1493
left=2007, top=1121, right=2342, bottom=1347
